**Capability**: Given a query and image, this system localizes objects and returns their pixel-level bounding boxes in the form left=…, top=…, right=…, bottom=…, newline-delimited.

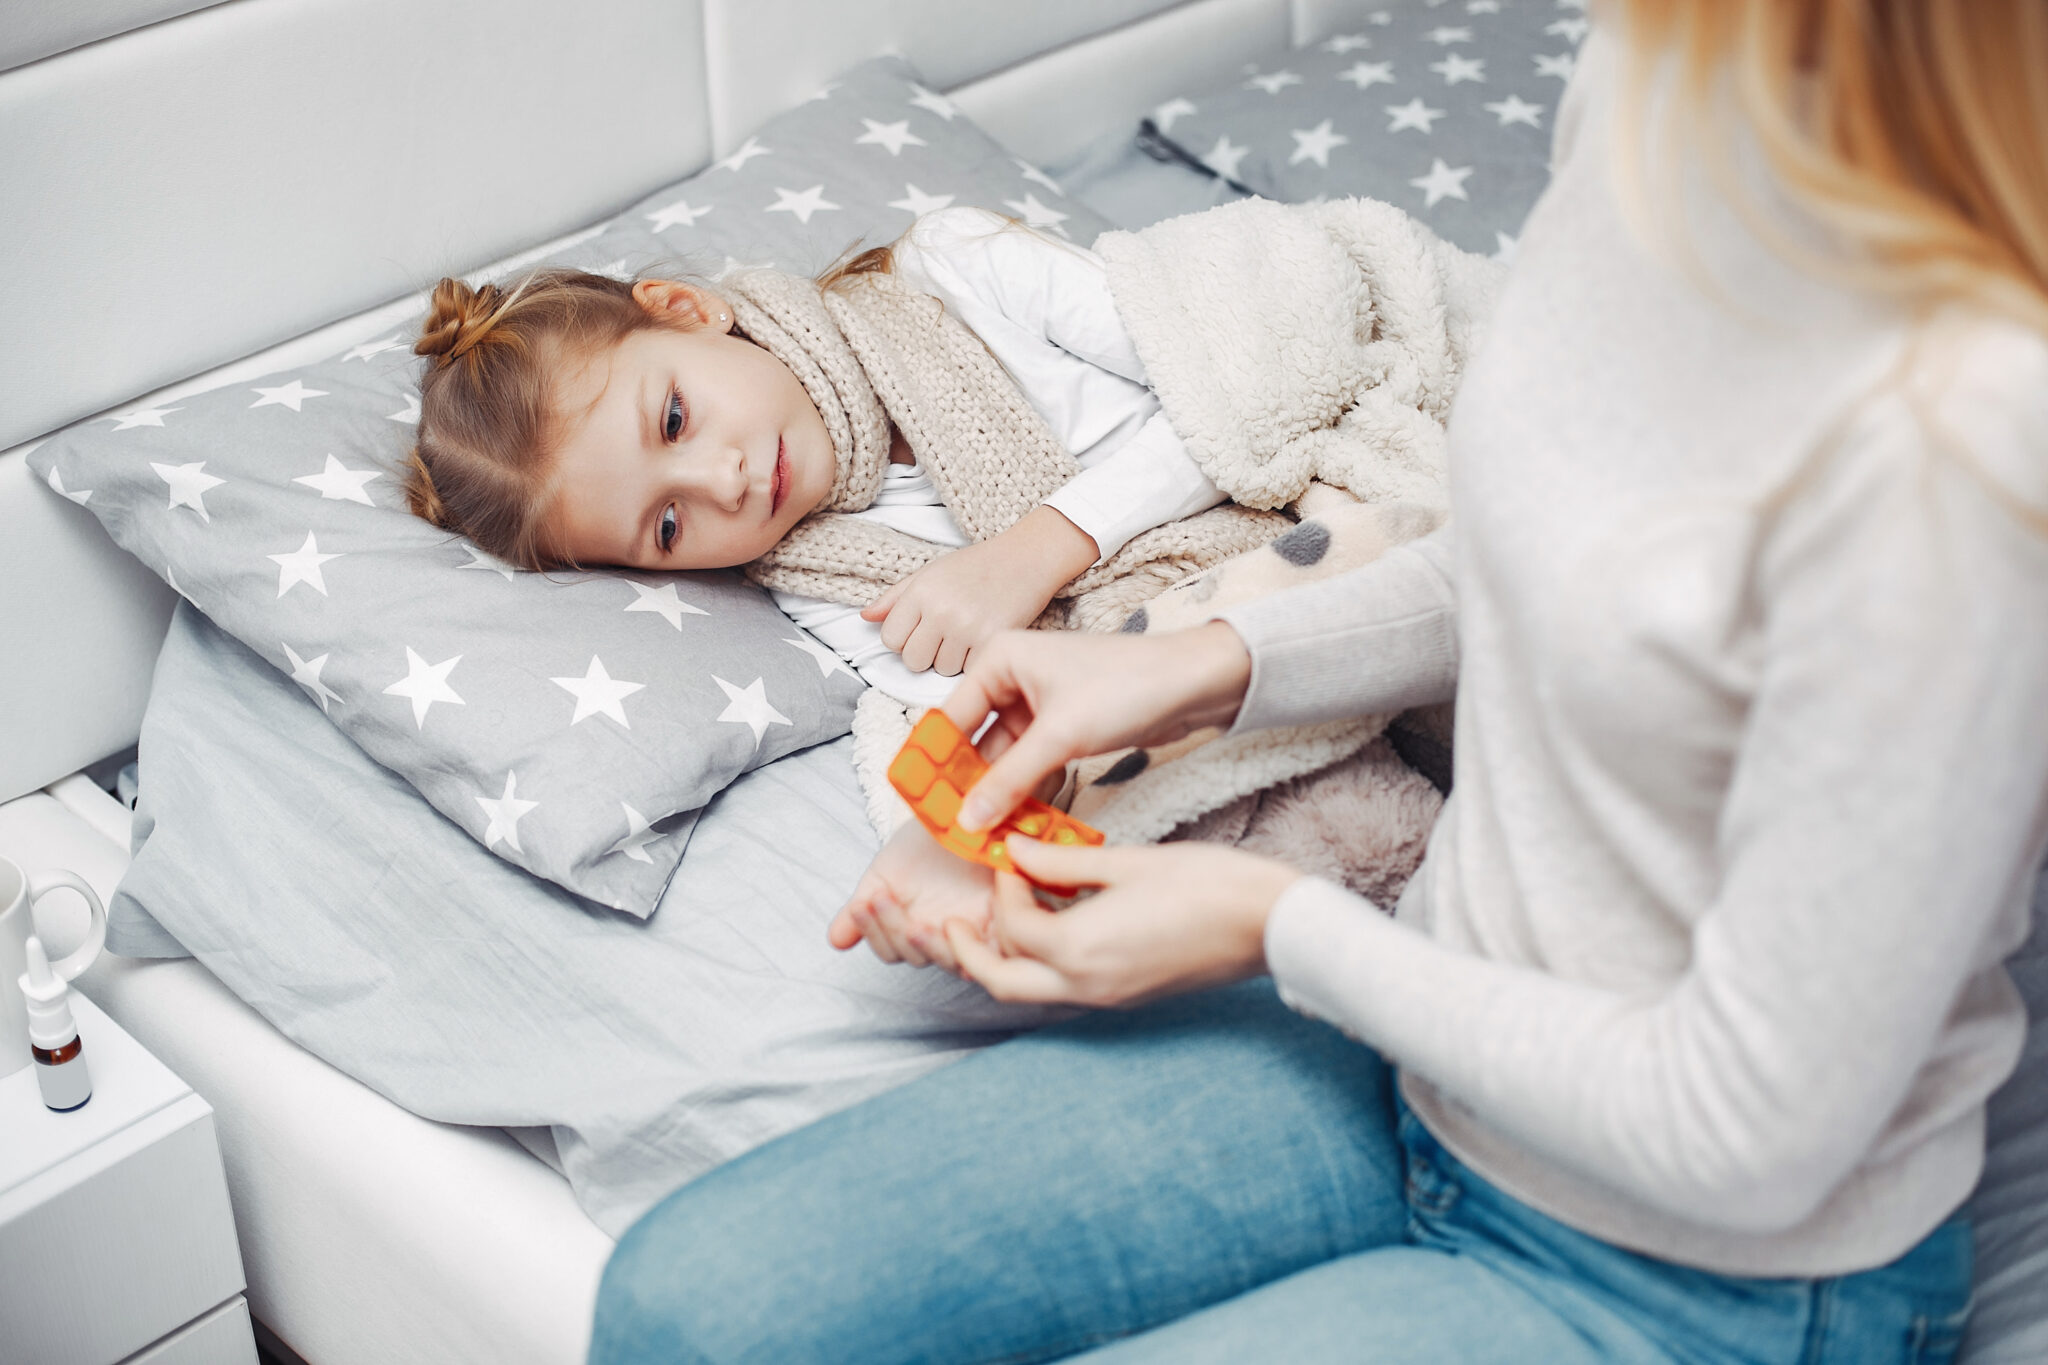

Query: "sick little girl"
left=401, top=206, right=1227, bottom=709
left=407, top=192, right=1487, bottom=962
left=402, top=205, right=1284, bottom=962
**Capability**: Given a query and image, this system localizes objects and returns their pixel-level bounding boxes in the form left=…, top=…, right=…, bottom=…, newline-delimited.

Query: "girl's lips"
left=770, top=437, right=788, bottom=516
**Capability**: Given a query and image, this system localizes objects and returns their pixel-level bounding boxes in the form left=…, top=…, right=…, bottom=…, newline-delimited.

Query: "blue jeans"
left=590, top=982, right=1973, bottom=1365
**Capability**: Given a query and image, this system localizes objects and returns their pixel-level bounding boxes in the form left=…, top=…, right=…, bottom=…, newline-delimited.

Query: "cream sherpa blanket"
left=1101, top=195, right=1504, bottom=511
left=852, top=198, right=1502, bottom=898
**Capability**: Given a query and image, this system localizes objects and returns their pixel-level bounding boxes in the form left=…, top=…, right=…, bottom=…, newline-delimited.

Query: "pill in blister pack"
left=887, top=710, right=1104, bottom=892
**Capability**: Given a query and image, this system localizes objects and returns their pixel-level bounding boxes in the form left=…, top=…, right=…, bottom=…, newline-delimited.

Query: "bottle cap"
left=19, top=935, right=80, bottom=1050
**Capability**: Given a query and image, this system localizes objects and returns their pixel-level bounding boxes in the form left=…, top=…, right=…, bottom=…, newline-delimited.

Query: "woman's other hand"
left=942, top=621, right=1253, bottom=834
left=829, top=820, right=994, bottom=969
left=932, top=837, right=1298, bottom=1007
left=862, top=507, right=1098, bottom=677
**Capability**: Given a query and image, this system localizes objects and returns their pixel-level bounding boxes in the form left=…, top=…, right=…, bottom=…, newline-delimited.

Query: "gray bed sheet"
left=114, top=602, right=1056, bottom=1236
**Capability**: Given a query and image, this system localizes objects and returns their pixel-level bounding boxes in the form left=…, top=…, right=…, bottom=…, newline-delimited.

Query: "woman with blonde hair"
left=590, top=3, right=2048, bottom=1361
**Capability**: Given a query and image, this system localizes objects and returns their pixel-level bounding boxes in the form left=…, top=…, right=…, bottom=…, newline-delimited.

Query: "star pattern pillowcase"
left=29, top=55, right=1111, bottom=916
left=559, top=59, right=1109, bottom=282
left=1138, top=0, right=1589, bottom=257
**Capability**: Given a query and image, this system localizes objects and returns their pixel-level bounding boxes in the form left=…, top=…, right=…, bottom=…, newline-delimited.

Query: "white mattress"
left=0, top=785, right=609, bottom=1365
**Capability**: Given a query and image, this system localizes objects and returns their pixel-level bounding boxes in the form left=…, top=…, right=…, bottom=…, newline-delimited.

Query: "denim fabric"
left=1075, top=1102, right=1974, bottom=1365
left=590, top=982, right=1974, bottom=1365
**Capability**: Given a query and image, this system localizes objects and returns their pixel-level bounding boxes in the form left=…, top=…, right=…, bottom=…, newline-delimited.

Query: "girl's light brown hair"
left=1610, top=0, right=2048, bottom=332
left=405, top=269, right=692, bottom=570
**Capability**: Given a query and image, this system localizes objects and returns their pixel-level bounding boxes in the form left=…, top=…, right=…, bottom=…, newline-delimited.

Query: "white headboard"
left=0, top=0, right=1349, bottom=804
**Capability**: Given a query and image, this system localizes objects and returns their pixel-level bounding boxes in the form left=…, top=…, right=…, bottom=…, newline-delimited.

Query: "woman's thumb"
left=961, top=729, right=1066, bottom=832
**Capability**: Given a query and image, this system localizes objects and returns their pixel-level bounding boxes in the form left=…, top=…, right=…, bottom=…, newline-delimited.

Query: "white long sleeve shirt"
left=772, top=207, right=1225, bottom=705
left=1224, top=32, right=2048, bottom=1277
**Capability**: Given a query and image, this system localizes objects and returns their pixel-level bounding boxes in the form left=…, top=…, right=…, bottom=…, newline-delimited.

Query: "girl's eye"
left=659, top=505, right=678, bottom=553
left=664, top=386, right=686, bottom=442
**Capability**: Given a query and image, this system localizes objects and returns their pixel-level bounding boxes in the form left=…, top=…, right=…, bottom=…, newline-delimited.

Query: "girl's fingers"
left=879, top=601, right=921, bottom=655
left=829, top=873, right=885, bottom=950
left=860, top=579, right=908, bottom=623
left=945, top=918, right=1071, bottom=1002
left=900, top=621, right=943, bottom=675
left=908, top=923, right=962, bottom=975
left=855, top=903, right=902, bottom=964
left=870, top=894, right=931, bottom=968
left=934, top=637, right=968, bottom=679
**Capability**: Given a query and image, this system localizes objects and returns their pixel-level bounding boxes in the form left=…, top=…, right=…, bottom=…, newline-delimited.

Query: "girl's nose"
left=687, top=442, right=748, bottom=511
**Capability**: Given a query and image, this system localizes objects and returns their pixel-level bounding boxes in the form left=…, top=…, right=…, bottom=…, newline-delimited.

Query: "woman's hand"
left=928, top=836, right=1299, bottom=1008
left=863, top=507, right=1099, bottom=677
left=941, top=621, right=1254, bottom=833
left=828, top=820, right=994, bottom=969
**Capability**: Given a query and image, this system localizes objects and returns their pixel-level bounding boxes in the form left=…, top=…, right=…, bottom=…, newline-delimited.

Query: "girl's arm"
left=892, top=207, right=1227, bottom=564
left=860, top=208, right=1235, bottom=676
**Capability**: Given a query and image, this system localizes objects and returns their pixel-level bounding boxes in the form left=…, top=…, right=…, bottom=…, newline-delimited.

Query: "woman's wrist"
left=1239, top=860, right=1300, bottom=973
left=1170, top=622, right=1254, bottom=734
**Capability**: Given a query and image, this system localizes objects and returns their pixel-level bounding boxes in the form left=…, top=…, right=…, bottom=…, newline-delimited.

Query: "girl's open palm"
left=829, top=821, right=995, bottom=969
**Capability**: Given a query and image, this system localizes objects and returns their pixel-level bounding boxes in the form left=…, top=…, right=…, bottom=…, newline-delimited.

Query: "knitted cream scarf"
left=726, top=267, right=1285, bottom=633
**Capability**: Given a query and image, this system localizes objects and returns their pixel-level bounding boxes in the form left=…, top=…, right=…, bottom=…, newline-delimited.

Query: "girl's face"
left=542, top=282, right=836, bottom=571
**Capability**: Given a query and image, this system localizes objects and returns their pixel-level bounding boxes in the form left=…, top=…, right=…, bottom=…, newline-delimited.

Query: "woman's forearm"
left=1217, top=527, right=1460, bottom=733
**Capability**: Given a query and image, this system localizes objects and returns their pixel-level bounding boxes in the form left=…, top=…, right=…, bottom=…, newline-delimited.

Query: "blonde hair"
left=1610, top=0, right=2048, bottom=332
left=405, top=270, right=695, bottom=571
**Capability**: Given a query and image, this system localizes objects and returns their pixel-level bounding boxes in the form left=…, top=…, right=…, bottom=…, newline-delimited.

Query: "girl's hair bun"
left=402, top=446, right=457, bottom=531
left=414, top=277, right=506, bottom=367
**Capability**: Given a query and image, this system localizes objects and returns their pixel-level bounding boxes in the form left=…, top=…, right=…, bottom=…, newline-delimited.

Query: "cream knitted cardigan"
left=732, top=199, right=1502, bottom=855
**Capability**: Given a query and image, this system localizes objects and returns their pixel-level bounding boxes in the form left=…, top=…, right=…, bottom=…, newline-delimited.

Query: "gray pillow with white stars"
left=544, top=55, right=1113, bottom=283
left=29, top=54, right=1109, bottom=918
left=1138, top=0, right=1589, bottom=257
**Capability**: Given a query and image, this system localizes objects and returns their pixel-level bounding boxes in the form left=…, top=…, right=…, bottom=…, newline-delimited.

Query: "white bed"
left=15, top=6, right=2047, bottom=1364
left=0, top=3, right=1360, bottom=1360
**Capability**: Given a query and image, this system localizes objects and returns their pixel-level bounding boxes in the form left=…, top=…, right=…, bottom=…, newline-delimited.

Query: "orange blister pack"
left=887, top=710, right=1104, bottom=892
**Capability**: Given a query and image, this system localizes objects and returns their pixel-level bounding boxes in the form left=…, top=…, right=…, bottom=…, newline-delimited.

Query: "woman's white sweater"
left=1228, top=32, right=2048, bottom=1276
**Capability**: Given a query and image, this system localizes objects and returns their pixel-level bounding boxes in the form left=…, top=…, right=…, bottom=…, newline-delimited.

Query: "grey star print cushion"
left=29, top=55, right=1110, bottom=916
left=542, top=56, right=1112, bottom=282
left=1139, top=0, right=1589, bottom=256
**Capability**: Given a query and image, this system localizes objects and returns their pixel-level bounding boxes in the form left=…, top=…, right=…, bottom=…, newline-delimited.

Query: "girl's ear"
left=630, top=280, right=734, bottom=332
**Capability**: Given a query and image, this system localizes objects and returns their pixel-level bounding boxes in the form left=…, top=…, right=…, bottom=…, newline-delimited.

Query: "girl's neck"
left=887, top=422, right=914, bottom=465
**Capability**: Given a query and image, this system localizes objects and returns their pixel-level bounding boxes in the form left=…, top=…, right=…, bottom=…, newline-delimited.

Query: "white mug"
left=0, top=853, right=106, bottom=1079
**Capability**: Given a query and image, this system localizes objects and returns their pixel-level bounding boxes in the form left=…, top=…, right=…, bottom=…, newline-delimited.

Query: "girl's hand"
left=863, top=507, right=1098, bottom=677
left=931, top=836, right=1299, bottom=1007
left=940, top=622, right=1253, bottom=833
left=829, top=820, right=994, bottom=969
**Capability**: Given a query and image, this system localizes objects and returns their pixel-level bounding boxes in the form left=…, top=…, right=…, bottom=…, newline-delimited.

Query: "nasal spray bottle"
left=19, top=935, right=91, bottom=1111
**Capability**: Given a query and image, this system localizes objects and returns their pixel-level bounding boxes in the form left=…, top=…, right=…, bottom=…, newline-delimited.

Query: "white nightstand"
left=0, top=989, right=254, bottom=1365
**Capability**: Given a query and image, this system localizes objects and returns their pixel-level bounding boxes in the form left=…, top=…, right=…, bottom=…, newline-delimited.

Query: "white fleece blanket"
left=1099, top=195, right=1503, bottom=512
